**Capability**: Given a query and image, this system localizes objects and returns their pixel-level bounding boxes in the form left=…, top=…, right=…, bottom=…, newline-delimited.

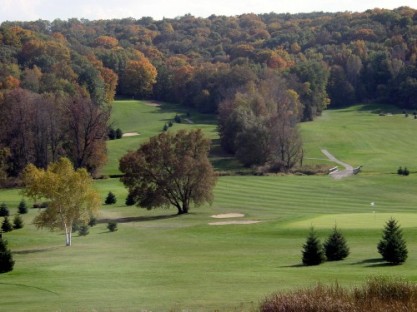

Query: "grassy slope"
left=2, top=103, right=417, bottom=311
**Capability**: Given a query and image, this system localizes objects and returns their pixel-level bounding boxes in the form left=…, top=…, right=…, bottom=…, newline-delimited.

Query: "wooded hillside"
left=0, top=7, right=416, bottom=176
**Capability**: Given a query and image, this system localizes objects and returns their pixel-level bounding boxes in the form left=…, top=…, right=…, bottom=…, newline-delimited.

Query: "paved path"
left=321, top=149, right=354, bottom=179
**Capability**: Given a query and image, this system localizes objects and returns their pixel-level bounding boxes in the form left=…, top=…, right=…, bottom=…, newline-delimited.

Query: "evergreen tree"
left=78, top=225, right=90, bottom=236
left=107, top=221, right=118, bottom=232
left=13, top=215, right=24, bottom=229
left=324, top=226, right=350, bottom=261
left=0, top=237, right=14, bottom=273
left=0, top=203, right=9, bottom=217
left=1, top=217, right=13, bottom=233
left=125, top=193, right=135, bottom=206
left=17, top=200, right=28, bottom=214
left=105, top=191, right=117, bottom=205
left=378, top=218, right=408, bottom=265
left=115, top=128, right=123, bottom=139
left=302, top=228, right=325, bottom=266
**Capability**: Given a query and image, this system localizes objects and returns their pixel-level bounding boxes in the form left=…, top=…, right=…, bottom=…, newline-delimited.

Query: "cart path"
left=321, top=149, right=354, bottom=179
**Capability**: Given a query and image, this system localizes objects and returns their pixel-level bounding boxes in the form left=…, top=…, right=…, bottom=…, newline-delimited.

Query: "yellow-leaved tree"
left=22, top=158, right=100, bottom=246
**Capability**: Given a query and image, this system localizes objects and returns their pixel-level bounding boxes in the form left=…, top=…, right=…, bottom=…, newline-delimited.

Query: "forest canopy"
left=1, top=7, right=417, bottom=175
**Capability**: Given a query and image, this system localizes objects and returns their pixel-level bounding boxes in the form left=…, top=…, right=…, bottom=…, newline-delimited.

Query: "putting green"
left=286, top=213, right=417, bottom=229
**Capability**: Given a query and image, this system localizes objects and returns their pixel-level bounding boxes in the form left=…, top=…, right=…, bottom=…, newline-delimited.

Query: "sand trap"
left=145, top=101, right=161, bottom=107
left=209, top=220, right=261, bottom=226
left=122, top=132, right=140, bottom=137
left=211, top=213, right=244, bottom=219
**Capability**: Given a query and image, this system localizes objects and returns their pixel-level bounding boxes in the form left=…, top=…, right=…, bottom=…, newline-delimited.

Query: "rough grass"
left=261, top=276, right=417, bottom=312
left=1, top=103, right=417, bottom=310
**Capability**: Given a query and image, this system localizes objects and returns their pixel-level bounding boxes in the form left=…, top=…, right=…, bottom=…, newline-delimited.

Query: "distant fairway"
left=287, top=213, right=417, bottom=229
left=2, top=102, right=417, bottom=311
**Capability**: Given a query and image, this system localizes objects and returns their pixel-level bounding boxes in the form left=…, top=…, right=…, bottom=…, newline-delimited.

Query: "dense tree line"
left=1, top=7, right=417, bottom=174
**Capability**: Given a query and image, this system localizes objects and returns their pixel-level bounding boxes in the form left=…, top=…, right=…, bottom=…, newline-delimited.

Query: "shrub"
left=115, top=128, right=123, bottom=139
left=78, top=225, right=90, bottom=236
left=163, top=123, right=168, bottom=131
left=260, top=277, right=417, bottom=312
left=354, top=276, right=417, bottom=311
left=33, top=202, right=48, bottom=208
left=168, top=120, right=173, bottom=127
left=397, top=166, right=403, bottom=175
left=107, top=221, right=118, bottom=232
left=17, top=200, right=28, bottom=214
left=260, top=283, right=354, bottom=312
left=403, top=167, right=410, bottom=176
left=72, top=222, right=81, bottom=232
left=324, top=226, right=349, bottom=261
left=1, top=217, right=13, bottom=233
left=0, top=203, right=9, bottom=217
left=108, top=127, right=116, bottom=140
left=0, top=238, right=14, bottom=273
left=13, top=215, right=23, bottom=229
left=174, top=114, right=182, bottom=123
left=125, top=193, right=135, bottom=206
left=378, top=218, right=408, bottom=265
left=301, top=228, right=325, bottom=266
left=88, top=216, right=97, bottom=227
left=105, top=192, right=117, bottom=205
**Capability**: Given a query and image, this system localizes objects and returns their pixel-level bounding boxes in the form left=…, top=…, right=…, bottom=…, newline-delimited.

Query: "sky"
left=0, top=0, right=416, bottom=22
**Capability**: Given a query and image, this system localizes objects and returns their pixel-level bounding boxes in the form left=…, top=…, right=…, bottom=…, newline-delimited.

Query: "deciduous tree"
left=120, top=129, right=217, bottom=215
left=22, top=157, right=100, bottom=246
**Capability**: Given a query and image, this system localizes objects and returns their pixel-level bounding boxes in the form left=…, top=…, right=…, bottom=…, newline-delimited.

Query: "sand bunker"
left=211, top=213, right=245, bottom=219
left=145, top=101, right=161, bottom=107
left=209, top=220, right=261, bottom=226
left=122, top=132, right=140, bottom=137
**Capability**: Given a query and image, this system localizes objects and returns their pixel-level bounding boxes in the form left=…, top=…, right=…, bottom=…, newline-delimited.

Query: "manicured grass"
left=104, top=100, right=218, bottom=176
left=2, top=103, right=417, bottom=311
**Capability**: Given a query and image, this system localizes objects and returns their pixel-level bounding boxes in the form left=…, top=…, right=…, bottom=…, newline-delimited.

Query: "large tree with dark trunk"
left=119, top=129, right=217, bottom=215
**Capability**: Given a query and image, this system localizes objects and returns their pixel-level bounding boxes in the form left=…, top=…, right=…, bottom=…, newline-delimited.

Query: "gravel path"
left=321, top=149, right=354, bottom=179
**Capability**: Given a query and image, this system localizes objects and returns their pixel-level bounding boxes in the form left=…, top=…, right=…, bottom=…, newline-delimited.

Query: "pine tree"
left=125, top=193, right=135, bottom=206
left=0, top=203, right=9, bottom=217
left=324, top=226, right=350, bottom=261
left=302, top=228, right=325, bottom=266
left=0, top=237, right=14, bottom=273
left=1, top=217, right=13, bottom=233
left=105, top=192, right=117, bottom=205
left=18, top=200, right=28, bottom=214
left=78, top=225, right=89, bottom=236
left=13, top=215, right=24, bottom=229
left=378, top=218, right=408, bottom=265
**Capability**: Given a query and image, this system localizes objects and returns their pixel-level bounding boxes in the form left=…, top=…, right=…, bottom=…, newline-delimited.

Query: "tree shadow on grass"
left=280, top=263, right=306, bottom=268
left=13, top=246, right=61, bottom=255
left=98, top=214, right=178, bottom=224
left=351, top=258, right=394, bottom=267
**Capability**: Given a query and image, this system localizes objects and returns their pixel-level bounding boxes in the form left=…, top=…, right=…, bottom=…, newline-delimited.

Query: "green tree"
left=18, top=200, right=28, bottom=214
left=13, top=215, right=24, bottom=229
left=22, top=157, right=100, bottom=246
left=107, top=221, right=118, bottom=232
left=1, top=217, right=13, bottom=233
left=120, top=129, right=217, bottom=215
left=0, top=203, right=9, bottom=217
left=0, top=237, right=14, bottom=273
left=105, top=191, right=117, bottom=205
left=302, top=228, right=325, bottom=266
left=324, top=226, right=350, bottom=261
left=378, top=218, right=408, bottom=265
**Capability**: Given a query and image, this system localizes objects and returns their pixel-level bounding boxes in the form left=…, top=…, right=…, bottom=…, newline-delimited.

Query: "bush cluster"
left=397, top=166, right=410, bottom=176
left=302, top=227, right=349, bottom=266
left=108, top=127, right=123, bottom=140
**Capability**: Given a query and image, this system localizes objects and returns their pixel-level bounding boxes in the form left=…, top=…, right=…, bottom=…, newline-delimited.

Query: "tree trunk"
left=64, top=223, right=72, bottom=246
